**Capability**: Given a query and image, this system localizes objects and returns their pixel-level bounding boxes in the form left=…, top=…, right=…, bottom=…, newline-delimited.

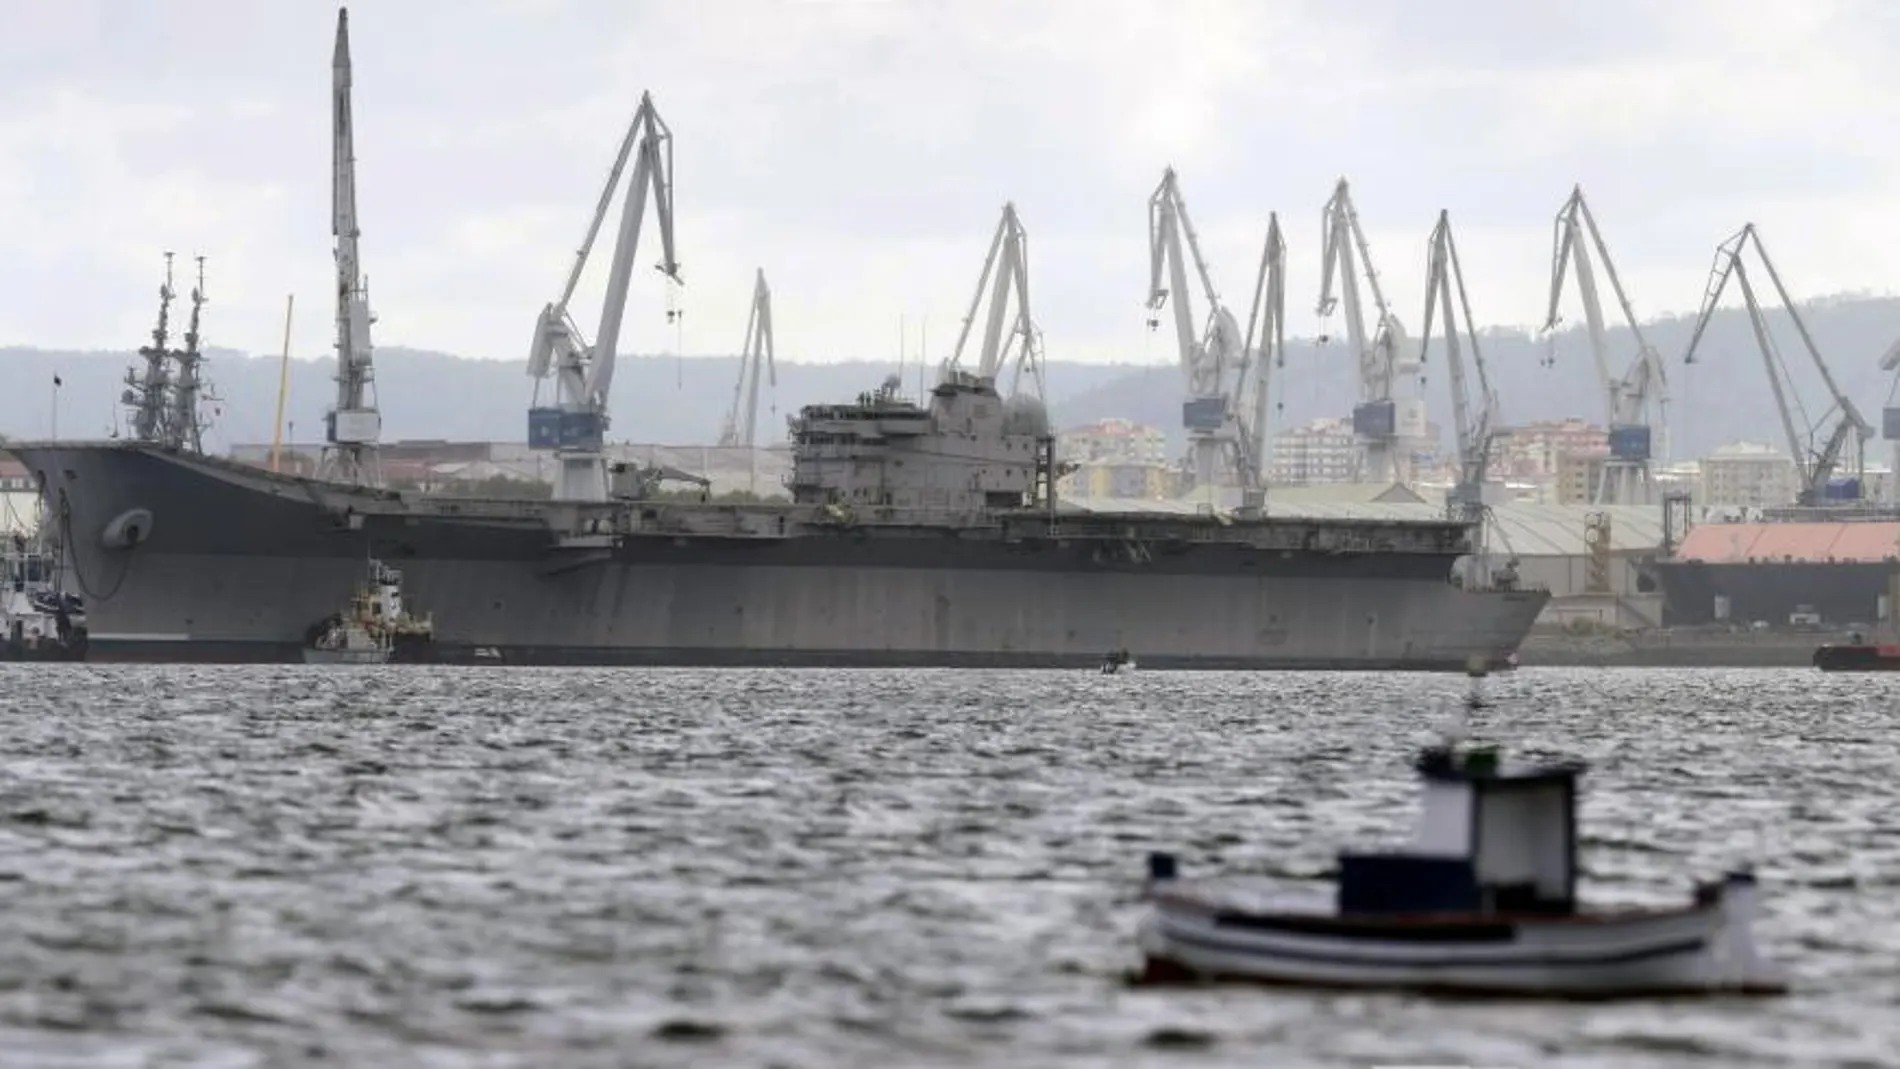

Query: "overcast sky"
left=3, top=0, right=1898, bottom=377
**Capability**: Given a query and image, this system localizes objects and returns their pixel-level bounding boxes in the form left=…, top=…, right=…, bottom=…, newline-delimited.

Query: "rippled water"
left=0, top=665, right=1896, bottom=1068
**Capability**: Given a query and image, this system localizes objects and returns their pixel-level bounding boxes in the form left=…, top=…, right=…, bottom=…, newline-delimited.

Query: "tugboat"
left=2, top=532, right=87, bottom=662
left=1812, top=632, right=1900, bottom=671
left=302, top=558, right=434, bottom=665
left=1135, top=740, right=1788, bottom=998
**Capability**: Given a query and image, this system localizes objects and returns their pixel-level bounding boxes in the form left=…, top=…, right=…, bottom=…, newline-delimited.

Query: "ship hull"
left=13, top=443, right=1548, bottom=671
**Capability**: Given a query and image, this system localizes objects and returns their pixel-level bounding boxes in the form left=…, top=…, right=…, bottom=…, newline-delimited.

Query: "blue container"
left=1181, top=398, right=1225, bottom=432
left=1353, top=400, right=1396, bottom=439
left=527, top=407, right=563, bottom=450
left=1608, top=424, right=1652, bottom=461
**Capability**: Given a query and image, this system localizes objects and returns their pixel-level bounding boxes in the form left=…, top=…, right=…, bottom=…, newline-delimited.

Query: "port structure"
left=1879, top=336, right=1900, bottom=504
left=1317, top=177, right=1419, bottom=486
left=718, top=268, right=778, bottom=449
left=527, top=91, right=681, bottom=502
left=1145, top=168, right=1267, bottom=504
left=944, top=202, right=1045, bottom=402
left=1540, top=185, right=1668, bottom=506
left=320, top=6, right=383, bottom=487
left=718, top=268, right=778, bottom=496
left=1418, top=210, right=1503, bottom=527
left=1683, top=223, right=1871, bottom=506
left=1236, top=212, right=1288, bottom=514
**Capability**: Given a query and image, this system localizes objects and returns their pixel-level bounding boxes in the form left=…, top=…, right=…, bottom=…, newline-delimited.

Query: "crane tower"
left=1684, top=224, right=1871, bottom=507
left=718, top=269, right=778, bottom=496
left=319, top=6, right=383, bottom=487
left=944, top=202, right=1044, bottom=401
left=527, top=91, right=681, bottom=502
left=1541, top=186, right=1668, bottom=505
left=1316, top=178, right=1419, bottom=485
left=1145, top=168, right=1261, bottom=502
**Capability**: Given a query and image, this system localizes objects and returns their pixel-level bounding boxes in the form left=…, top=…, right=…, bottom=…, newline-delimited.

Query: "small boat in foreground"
left=301, top=558, right=434, bottom=666
left=1135, top=742, right=1788, bottom=999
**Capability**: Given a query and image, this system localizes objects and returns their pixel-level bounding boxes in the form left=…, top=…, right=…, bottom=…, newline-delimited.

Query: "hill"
left=4, top=293, right=1899, bottom=460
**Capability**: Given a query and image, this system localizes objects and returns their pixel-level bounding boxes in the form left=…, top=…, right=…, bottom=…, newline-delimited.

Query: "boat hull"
left=0, top=634, right=88, bottom=662
left=1139, top=905, right=1721, bottom=997
left=301, top=646, right=390, bottom=665
left=12, top=442, right=1550, bottom=670
left=1812, top=644, right=1900, bottom=671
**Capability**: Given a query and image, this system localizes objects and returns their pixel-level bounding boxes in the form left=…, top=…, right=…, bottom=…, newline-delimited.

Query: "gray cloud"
left=0, top=0, right=1895, bottom=393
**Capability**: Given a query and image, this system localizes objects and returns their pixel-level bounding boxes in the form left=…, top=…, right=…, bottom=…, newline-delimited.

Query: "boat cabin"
left=1336, top=746, right=1581, bottom=917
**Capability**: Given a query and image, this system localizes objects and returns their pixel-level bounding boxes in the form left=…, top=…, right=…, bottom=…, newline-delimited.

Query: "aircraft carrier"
left=6, top=373, right=1547, bottom=669
left=1, top=7, right=1547, bottom=669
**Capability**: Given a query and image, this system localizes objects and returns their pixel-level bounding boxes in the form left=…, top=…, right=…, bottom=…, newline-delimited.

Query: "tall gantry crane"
left=1418, top=211, right=1502, bottom=525
left=1145, top=168, right=1255, bottom=499
left=719, top=269, right=777, bottom=448
left=1878, top=337, right=1900, bottom=503
left=1541, top=186, right=1668, bottom=505
left=319, top=6, right=383, bottom=487
left=1684, top=224, right=1871, bottom=506
left=944, top=202, right=1044, bottom=400
left=1317, top=178, right=1418, bottom=485
left=527, top=91, right=681, bottom=502
left=719, top=269, right=777, bottom=497
left=1234, top=213, right=1287, bottom=505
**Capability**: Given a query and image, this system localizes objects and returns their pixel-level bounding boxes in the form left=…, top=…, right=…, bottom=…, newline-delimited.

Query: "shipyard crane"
left=1317, top=178, right=1416, bottom=485
left=527, top=91, right=681, bottom=502
left=320, top=6, right=383, bottom=487
left=1145, top=168, right=1253, bottom=499
left=1418, top=211, right=1502, bottom=523
left=1683, top=224, right=1872, bottom=505
left=1541, top=186, right=1668, bottom=505
left=1879, top=336, right=1900, bottom=503
left=944, top=202, right=1044, bottom=401
left=719, top=269, right=777, bottom=448
left=1235, top=213, right=1288, bottom=505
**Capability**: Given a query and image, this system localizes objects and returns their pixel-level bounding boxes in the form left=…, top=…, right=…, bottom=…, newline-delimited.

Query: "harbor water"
left=0, top=666, right=1895, bottom=1068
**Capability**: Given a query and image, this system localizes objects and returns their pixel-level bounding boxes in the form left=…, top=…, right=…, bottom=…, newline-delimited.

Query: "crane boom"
left=526, top=91, right=682, bottom=502
left=1541, top=186, right=1667, bottom=504
left=1682, top=224, right=1872, bottom=504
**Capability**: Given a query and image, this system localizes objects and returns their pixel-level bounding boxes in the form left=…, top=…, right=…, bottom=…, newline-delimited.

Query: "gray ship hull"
left=10, top=443, right=1549, bottom=670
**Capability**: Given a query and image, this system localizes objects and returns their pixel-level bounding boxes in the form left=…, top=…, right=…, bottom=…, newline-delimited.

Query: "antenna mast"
left=166, top=255, right=213, bottom=454
left=123, top=252, right=176, bottom=442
